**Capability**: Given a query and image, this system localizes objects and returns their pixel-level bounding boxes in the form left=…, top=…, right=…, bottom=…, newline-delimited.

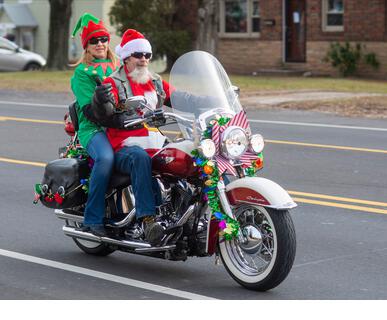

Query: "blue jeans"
left=114, top=145, right=160, bottom=219
left=85, top=132, right=114, bottom=226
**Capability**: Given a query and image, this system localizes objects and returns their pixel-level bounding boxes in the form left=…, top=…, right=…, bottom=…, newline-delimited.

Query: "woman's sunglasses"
left=88, top=36, right=109, bottom=45
left=131, top=52, right=152, bottom=59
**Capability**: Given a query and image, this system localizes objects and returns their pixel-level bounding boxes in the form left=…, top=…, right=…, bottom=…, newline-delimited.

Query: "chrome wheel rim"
left=224, top=205, right=276, bottom=277
left=67, top=220, right=102, bottom=249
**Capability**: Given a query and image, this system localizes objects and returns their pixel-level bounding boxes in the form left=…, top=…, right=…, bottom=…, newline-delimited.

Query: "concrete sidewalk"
left=240, top=91, right=386, bottom=106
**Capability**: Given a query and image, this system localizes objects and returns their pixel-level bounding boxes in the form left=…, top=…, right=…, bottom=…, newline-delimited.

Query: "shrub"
left=324, top=42, right=380, bottom=77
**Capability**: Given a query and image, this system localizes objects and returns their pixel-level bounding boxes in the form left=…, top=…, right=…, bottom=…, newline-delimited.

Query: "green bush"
left=324, top=42, right=380, bottom=77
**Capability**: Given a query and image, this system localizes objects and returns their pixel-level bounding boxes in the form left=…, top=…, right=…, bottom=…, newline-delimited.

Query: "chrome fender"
left=225, top=177, right=297, bottom=210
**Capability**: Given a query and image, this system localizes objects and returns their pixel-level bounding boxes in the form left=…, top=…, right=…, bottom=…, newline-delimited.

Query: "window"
left=323, top=0, right=344, bottom=32
left=220, top=0, right=260, bottom=37
left=0, top=37, right=17, bottom=51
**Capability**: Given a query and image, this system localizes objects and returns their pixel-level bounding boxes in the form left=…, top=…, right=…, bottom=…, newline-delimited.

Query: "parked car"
left=0, top=37, right=46, bottom=71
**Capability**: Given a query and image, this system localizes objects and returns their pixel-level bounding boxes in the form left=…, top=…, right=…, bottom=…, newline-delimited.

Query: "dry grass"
left=0, top=70, right=73, bottom=92
left=1, top=71, right=387, bottom=118
left=256, top=96, right=387, bottom=119
left=1, top=71, right=387, bottom=94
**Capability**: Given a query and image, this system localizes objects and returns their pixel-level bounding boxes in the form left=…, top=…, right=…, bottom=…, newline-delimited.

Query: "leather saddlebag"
left=39, top=158, right=90, bottom=209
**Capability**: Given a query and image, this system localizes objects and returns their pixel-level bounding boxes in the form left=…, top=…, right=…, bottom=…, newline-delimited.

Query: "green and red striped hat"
left=72, top=12, right=110, bottom=49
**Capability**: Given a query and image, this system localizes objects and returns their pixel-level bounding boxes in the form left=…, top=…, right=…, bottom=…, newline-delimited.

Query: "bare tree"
left=196, top=0, right=218, bottom=54
left=46, top=0, right=73, bottom=70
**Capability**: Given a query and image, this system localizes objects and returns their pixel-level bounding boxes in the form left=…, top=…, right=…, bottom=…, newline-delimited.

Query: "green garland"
left=191, top=149, right=240, bottom=241
left=191, top=116, right=264, bottom=240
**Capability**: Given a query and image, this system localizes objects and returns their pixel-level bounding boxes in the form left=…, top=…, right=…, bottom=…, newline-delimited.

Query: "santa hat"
left=115, top=29, right=152, bottom=61
left=72, top=13, right=110, bottom=49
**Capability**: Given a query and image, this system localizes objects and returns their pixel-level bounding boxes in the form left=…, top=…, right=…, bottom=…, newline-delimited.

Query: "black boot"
left=143, top=216, right=164, bottom=246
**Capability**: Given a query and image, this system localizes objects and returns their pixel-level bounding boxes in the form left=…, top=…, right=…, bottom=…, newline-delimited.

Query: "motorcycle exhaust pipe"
left=62, top=226, right=151, bottom=249
left=55, top=209, right=83, bottom=223
left=56, top=208, right=136, bottom=227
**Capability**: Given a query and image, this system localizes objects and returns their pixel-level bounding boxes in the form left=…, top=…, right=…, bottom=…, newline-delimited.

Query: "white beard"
left=129, top=66, right=151, bottom=84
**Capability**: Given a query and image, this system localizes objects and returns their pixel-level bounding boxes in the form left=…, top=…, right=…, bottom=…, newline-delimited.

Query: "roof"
left=1, top=4, right=38, bottom=28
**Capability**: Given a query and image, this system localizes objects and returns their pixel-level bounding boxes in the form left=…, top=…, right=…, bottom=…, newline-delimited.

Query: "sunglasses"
left=131, top=52, right=152, bottom=59
left=88, top=36, right=109, bottom=45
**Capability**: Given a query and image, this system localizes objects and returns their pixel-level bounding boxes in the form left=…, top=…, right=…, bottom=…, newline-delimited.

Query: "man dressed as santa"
left=93, top=29, right=172, bottom=246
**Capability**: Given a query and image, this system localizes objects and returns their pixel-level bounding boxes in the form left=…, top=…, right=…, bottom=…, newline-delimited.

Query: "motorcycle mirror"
left=124, top=96, right=148, bottom=110
left=231, top=85, right=240, bottom=96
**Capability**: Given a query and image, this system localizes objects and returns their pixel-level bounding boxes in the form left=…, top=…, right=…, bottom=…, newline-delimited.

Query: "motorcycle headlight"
left=199, top=139, right=216, bottom=158
left=250, top=134, right=264, bottom=153
left=221, top=126, right=248, bottom=159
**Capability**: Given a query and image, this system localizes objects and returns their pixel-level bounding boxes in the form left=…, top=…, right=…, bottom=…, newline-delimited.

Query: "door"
left=285, top=0, right=306, bottom=62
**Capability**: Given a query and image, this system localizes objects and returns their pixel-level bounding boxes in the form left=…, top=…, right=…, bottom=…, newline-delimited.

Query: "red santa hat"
left=115, top=29, right=152, bottom=61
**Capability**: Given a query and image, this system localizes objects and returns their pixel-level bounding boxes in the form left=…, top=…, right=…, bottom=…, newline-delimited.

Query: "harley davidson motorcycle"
left=39, top=51, right=296, bottom=291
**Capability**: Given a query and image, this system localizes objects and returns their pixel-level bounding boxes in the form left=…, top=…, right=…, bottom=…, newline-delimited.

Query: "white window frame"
left=322, top=0, right=344, bottom=32
left=219, top=0, right=260, bottom=38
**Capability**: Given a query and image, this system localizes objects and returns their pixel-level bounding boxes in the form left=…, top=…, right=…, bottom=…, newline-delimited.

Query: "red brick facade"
left=216, top=0, right=387, bottom=77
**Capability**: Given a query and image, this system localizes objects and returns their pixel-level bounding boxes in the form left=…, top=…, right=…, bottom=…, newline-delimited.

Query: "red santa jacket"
left=103, top=65, right=171, bottom=153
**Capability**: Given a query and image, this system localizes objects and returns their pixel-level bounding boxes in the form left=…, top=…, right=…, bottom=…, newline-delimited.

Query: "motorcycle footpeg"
left=164, top=225, right=183, bottom=235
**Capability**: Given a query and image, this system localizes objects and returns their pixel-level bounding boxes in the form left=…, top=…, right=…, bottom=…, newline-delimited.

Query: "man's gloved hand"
left=94, top=82, right=114, bottom=104
left=151, top=109, right=166, bottom=126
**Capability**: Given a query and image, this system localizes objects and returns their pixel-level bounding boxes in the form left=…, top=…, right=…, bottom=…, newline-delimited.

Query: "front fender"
left=225, top=177, right=297, bottom=210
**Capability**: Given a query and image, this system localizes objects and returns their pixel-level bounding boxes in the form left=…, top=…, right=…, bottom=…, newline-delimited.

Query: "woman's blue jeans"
left=114, top=145, right=159, bottom=218
left=85, top=132, right=114, bottom=226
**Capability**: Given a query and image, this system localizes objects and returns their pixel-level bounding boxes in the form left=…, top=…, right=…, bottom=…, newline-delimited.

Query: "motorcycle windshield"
left=169, top=51, right=243, bottom=140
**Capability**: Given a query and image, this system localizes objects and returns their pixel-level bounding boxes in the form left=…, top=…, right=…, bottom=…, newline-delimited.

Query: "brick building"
left=217, top=0, right=387, bottom=77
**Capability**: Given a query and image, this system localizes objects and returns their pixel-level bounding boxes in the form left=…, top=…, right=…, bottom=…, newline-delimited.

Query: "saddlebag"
left=38, top=158, right=90, bottom=209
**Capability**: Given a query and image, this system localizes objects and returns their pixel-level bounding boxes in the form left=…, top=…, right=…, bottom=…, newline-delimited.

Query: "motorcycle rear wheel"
left=67, top=221, right=116, bottom=257
left=219, top=205, right=296, bottom=291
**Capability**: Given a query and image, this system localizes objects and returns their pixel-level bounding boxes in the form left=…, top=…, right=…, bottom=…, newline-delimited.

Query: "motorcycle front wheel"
left=219, top=205, right=296, bottom=291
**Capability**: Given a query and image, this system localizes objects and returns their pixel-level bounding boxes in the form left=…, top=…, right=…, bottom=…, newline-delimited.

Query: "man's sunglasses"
left=131, top=52, right=152, bottom=59
left=88, top=36, right=109, bottom=45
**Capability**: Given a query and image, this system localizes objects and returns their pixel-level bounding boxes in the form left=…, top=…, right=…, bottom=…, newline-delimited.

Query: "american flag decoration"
left=210, top=110, right=261, bottom=176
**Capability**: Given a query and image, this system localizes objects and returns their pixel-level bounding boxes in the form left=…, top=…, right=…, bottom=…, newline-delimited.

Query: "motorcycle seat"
left=109, top=172, right=131, bottom=189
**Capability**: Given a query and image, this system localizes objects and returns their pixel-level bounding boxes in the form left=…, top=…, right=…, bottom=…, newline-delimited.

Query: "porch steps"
left=253, top=68, right=308, bottom=77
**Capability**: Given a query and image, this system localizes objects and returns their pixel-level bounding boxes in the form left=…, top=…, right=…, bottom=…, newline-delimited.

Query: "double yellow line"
left=289, top=191, right=387, bottom=215
left=2, top=116, right=387, bottom=154
left=1, top=116, right=386, bottom=215
left=0, top=155, right=386, bottom=215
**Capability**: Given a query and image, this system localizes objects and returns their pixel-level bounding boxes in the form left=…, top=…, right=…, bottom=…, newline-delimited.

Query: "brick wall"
left=260, top=0, right=283, bottom=41
left=217, top=39, right=282, bottom=74
left=307, top=0, right=386, bottom=41
left=304, top=41, right=387, bottom=78
left=217, top=0, right=387, bottom=77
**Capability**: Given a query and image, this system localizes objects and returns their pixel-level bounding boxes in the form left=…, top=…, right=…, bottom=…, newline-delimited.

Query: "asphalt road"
left=0, top=94, right=387, bottom=300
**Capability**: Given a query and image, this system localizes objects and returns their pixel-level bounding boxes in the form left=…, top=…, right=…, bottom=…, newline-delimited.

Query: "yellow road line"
left=0, top=157, right=46, bottom=167
left=0, top=155, right=386, bottom=215
left=0, top=116, right=62, bottom=125
left=292, top=197, right=387, bottom=215
left=2, top=117, right=387, bottom=154
left=266, top=139, right=387, bottom=154
left=288, top=190, right=387, bottom=207
left=159, top=130, right=387, bottom=154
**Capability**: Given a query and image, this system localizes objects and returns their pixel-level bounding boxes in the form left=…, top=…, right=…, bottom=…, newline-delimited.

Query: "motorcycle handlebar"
left=123, top=111, right=193, bottom=129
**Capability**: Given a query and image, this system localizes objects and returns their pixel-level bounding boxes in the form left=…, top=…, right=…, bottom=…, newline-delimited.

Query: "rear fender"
left=225, top=177, right=297, bottom=210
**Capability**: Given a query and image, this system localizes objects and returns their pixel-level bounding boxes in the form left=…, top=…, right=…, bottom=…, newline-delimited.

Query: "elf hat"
left=72, top=13, right=110, bottom=49
left=115, top=29, right=152, bottom=61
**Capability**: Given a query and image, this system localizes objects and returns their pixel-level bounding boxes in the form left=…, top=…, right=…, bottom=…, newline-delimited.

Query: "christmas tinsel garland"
left=191, top=116, right=263, bottom=241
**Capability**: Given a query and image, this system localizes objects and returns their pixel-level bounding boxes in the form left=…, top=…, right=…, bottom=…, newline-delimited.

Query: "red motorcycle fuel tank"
left=152, top=140, right=198, bottom=179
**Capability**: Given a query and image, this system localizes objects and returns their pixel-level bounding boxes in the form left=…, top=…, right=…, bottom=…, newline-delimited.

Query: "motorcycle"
left=40, top=51, right=296, bottom=291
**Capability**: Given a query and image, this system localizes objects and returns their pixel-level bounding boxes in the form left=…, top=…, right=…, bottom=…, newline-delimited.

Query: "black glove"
left=151, top=109, right=166, bottom=126
left=94, top=82, right=114, bottom=104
